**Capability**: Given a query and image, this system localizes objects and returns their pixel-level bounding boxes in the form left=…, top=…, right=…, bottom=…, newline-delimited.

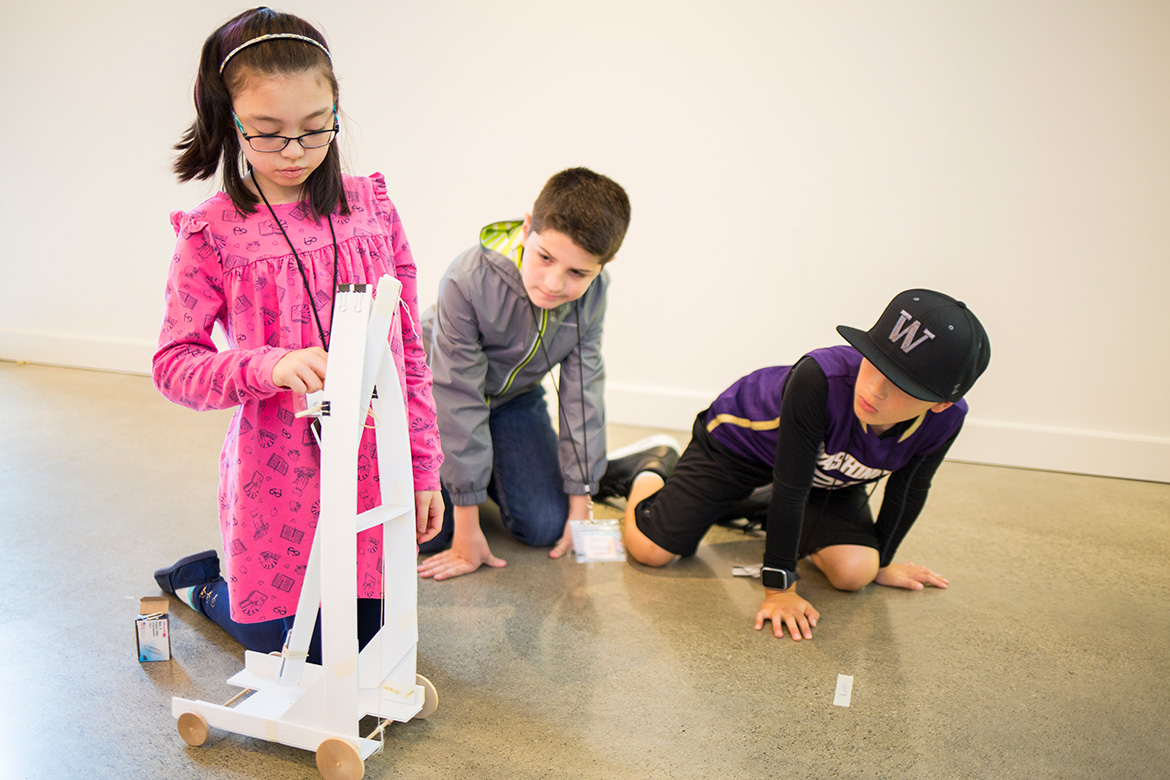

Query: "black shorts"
left=634, top=412, right=880, bottom=557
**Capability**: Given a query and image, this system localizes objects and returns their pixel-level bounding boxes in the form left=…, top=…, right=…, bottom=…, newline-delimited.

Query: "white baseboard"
left=5, top=334, right=1166, bottom=484
left=0, top=329, right=156, bottom=375
left=605, top=382, right=1169, bottom=484
left=604, top=382, right=711, bottom=432
left=943, top=419, right=1169, bottom=483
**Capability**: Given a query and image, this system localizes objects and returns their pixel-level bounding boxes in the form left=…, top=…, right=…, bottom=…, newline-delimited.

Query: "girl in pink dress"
left=152, top=7, right=443, bottom=660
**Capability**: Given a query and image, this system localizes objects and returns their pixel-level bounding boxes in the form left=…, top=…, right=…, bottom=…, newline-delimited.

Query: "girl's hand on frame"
left=414, top=490, right=444, bottom=543
left=273, top=347, right=328, bottom=393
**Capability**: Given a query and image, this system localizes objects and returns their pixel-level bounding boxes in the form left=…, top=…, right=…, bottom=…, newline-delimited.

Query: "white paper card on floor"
left=172, top=276, right=437, bottom=779
left=834, top=674, right=854, bottom=707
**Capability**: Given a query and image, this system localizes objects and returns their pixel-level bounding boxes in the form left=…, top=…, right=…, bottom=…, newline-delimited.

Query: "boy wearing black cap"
left=621, top=289, right=991, bottom=641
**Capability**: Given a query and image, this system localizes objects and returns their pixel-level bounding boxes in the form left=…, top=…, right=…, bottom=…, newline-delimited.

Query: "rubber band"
left=398, top=299, right=419, bottom=339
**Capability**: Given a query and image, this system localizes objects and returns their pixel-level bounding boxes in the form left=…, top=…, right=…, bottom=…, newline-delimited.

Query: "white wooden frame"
left=173, top=276, right=435, bottom=778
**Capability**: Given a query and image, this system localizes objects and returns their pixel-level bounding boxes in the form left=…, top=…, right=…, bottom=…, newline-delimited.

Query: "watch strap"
left=761, top=566, right=799, bottom=590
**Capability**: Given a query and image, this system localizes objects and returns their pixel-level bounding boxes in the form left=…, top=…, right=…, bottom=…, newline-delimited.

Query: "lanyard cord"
left=253, top=173, right=340, bottom=350
left=574, top=304, right=590, bottom=483
left=525, top=298, right=592, bottom=499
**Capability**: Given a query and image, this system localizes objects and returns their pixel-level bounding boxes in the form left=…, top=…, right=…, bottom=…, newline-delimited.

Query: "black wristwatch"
left=761, top=566, right=799, bottom=591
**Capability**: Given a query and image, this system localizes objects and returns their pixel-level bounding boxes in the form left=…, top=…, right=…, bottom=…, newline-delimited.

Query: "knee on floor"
left=825, top=567, right=876, bottom=592
left=817, top=549, right=879, bottom=592
left=625, top=533, right=675, bottom=567
left=510, top=522, right=565, bottom=548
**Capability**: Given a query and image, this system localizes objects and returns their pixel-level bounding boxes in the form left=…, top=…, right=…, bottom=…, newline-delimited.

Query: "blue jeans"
left=419, top=386, right=568, bottom=552
left=191, top=579, right=382, bottom=665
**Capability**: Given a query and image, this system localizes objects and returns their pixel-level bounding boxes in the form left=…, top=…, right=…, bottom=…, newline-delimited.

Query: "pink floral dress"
left=154, top=173, right=442, bottom=623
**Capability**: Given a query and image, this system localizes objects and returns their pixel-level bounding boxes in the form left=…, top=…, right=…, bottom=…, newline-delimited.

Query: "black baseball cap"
left=836, top=289, right=990, bottom=403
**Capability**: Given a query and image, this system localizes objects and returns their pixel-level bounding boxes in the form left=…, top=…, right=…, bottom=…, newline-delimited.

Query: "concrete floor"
left=1, top=361, right=1168, bottom=780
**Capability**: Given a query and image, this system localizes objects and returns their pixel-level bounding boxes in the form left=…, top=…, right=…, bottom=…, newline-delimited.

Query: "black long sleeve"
left=761, top=358, right=962, bottom=572
left=873, top=427, right=960, bottom=567
left=763, top=358, right=830, bottom=572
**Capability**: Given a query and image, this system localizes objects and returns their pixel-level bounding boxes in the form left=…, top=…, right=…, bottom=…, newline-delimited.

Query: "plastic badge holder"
left=568, top=519, right=626, bottom=562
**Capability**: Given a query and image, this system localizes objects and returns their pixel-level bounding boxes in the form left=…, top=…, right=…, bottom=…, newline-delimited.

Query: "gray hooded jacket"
left=421, top=221, right=608, bottom=506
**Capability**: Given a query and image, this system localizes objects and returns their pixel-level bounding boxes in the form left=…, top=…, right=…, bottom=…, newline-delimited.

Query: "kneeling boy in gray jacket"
left=418, top=168, right=675, bottom=581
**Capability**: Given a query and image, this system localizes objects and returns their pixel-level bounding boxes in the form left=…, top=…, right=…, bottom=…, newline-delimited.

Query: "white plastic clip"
left=294, top=401, right=330, bottom=419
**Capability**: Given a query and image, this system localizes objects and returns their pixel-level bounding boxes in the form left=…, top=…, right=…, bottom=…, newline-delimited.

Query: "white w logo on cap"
left=889, top=310, right=935, bottom=353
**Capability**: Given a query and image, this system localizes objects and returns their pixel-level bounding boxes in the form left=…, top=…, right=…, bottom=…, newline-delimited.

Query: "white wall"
left=2, top=0, right=1167, bottom=482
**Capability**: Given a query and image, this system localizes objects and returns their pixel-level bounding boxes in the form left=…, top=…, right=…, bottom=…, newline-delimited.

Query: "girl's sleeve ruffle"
left=369, top=171, right=388, bottom=199
left=368, top=173, right=403, bottom=237
left=171, top=209, right=209, bottom=240
left=366, top=172, right=444, bottom=490
left=154, top=209, right=289, bottom=411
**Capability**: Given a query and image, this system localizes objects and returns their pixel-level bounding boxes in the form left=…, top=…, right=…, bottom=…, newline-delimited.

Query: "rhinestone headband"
left=219, top=33, right=331, bottom=74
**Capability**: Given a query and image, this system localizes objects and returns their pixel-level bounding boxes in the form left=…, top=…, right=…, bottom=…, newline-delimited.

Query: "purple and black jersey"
left=707, top=346, right=965, bottom=483
left=705, top=345, right=967, bottom=571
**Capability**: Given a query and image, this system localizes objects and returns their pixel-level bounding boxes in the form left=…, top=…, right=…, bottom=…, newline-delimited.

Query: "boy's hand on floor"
left=550, top=494, right=593, bottom=559
left=874, top=562, right=948, bottom=591
left=417, top=529, right=506, bottom=581
left=549, top=521, right=574, bottom=559
left=755, top=589, right=820, bottom=641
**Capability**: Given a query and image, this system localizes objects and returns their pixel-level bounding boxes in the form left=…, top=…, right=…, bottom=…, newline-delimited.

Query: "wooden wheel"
left=415, top=674, right=438, bottom=720
left=316, top=738, right=364, bottom=780
left=177, top=712, right=209, bottom=746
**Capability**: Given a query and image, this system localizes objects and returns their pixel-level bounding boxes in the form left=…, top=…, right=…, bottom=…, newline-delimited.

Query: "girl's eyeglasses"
left=233, top=111, right=339, bottom=153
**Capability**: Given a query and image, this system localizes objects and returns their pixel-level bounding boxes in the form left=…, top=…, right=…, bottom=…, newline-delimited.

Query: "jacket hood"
left=477, top=220, right=529, bottom=299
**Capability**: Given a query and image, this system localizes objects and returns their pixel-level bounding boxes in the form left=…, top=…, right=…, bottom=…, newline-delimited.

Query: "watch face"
left=762, top=568, right=792, bottom=590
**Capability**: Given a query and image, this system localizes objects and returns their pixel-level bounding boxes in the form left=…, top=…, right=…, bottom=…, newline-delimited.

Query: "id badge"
left=569, top=519, right=626, bottom=562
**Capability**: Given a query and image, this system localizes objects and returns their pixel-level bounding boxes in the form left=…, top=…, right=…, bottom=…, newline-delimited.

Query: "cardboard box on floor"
left=137, top=596, right=170, bottom=662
